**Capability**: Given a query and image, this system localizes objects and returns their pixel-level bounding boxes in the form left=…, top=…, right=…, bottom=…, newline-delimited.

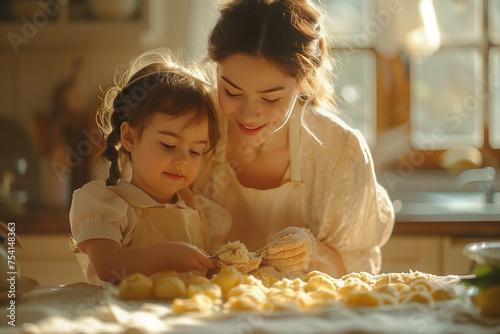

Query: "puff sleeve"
left=304, top=112, right=395, bottom=275
left=69, top=181, right=135, bottom=251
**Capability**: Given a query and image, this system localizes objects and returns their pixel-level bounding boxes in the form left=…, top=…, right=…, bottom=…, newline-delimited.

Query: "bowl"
left=463, top=241, right=500, bottom=266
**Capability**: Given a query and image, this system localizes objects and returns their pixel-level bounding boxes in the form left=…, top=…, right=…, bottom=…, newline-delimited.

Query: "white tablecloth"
left=1, top=278, right=500, bottom=334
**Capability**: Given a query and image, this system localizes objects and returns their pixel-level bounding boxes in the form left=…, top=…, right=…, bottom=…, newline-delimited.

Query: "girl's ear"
left=120, top=121, right=135, bottom=152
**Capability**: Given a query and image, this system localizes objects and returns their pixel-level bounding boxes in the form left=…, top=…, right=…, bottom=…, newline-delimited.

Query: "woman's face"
left=217, top=53, right=299, bottom=148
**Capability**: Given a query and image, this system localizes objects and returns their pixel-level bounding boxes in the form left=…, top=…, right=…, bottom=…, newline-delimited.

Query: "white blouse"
left=192, top=106, right=395, bottom=276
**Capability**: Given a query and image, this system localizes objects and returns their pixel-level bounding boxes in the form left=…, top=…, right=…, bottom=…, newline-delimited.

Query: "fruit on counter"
left=471, top=285, right=500, bottom=318
left=463, top=265, right=500, bottom=318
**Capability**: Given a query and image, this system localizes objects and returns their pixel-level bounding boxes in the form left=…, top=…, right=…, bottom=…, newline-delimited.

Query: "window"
left=325, top=0, right=500, bottom=165
left=411, top=0, right=484, bottom=150
left=326, top=0, right=377, bottom=146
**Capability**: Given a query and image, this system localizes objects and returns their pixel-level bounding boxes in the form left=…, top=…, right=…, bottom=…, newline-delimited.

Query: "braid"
left=94, top=48, right=218, bottom=185
left=103, top=130, right=121, bottom=186
left=102, top=92, right=128, bottom=186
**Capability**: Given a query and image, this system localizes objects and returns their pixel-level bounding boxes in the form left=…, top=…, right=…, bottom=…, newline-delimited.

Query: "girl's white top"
left=69, top=179, right=230, bottom=284
left=193, top=105, right=395, bottom=277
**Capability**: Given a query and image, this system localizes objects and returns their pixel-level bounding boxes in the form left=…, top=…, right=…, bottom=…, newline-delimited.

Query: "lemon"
left=472, top=285, right=500, bottom=318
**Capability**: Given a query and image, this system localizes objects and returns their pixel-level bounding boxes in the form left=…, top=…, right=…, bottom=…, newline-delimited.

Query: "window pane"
left=325, top=0, right=374, bottom=47
left=433, top=0, right=482, bottom=44
left=489, top=0, right=500, bottom=44
left=489, top=48, right=500, bottom=148
left=334, top=49, right=377, bottom=146
left=411, top=48, right=484, bottom=149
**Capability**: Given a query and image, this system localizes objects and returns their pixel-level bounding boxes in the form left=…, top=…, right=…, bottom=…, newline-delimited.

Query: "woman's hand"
left=164, top=241, right=216, bottom=273
left=264, top=227, right=315, bottom=273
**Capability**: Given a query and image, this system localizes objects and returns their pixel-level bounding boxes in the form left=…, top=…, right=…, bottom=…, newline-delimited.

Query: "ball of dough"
left=171, top=294, right=215, bottom=314
left=119, top=273, right=154, bottom=300
left=211, top=266, right=243, bottom=296
left=303, top=275, right=340, bottom=292
left=187, top=283, right=222, bottom=301
left=186, top=275, right=211, bottom=287
left=342, top=292, right=381, bottom=307
left=254, top=271, right=279, bottom=288
left=154, top=276, right=186, bottom=300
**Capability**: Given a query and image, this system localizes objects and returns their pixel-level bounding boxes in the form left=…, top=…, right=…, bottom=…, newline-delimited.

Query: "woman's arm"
left=313, top=128, right=395, bottom=275
left=81, top=239, right=215, bottom=282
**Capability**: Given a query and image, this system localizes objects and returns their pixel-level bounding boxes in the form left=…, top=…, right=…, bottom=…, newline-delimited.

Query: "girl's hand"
left=165, top=241, right=216, bottom=273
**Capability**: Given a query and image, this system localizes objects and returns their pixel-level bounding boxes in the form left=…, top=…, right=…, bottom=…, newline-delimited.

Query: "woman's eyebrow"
left=221, top=76, right=242, bottom=90
left=221, top=76, right=285, bottom=94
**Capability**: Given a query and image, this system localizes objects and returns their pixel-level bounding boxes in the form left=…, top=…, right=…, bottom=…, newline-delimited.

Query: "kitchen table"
left=1, top=276, right=500, bottom=334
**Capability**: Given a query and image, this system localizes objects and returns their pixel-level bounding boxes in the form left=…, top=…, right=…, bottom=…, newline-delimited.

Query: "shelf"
left=0, top=0, right=160, bottom=51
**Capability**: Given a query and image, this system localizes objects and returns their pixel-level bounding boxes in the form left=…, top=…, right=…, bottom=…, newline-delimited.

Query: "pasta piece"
left=171, top=294, right=215, bottom=314
left=211, top=266, right=243, bottom=295
left=154, top=276, right=186, bottom=300
left=119, top=273, right=154, bottom=301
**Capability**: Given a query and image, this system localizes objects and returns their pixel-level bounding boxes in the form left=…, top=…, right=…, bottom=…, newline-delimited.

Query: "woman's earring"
left=298, top=92, right=309, bottom=102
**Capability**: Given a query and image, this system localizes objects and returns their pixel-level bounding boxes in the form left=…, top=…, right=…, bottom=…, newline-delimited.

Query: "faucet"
left=455, top=167, right=496, bottom=203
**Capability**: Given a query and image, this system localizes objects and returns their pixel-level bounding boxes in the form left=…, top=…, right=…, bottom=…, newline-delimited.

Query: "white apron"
left=209, top=109, right=307, bottom=251
left=81, top=187, right=209, bottom=285
left=196, top=107, right=346, bottom=277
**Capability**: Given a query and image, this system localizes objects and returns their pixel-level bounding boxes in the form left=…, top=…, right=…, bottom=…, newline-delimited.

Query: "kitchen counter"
left=1, top=279, right=500, bottom=334
left=2, top=209, right=499, bottom=238
left=2, top=190, right=500, bottom=237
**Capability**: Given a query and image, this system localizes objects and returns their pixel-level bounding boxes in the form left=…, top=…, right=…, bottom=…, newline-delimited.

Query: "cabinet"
left=16, top=234, right=87, bottom=286
left=381, top=235, right=498, bottom=276
left=380, top=235, right=442, bottom=275
left=0, top=0, right=165, bottom=51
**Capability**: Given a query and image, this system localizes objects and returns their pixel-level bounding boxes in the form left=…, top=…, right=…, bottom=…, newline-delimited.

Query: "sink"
left=391, top=191, right=500, bottom=222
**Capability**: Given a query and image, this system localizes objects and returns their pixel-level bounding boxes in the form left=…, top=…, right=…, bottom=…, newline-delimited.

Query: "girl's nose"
left=173, top=150, right=188, bottom=165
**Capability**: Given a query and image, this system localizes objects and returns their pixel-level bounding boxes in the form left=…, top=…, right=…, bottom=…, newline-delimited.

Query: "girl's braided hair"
left=96, top=48, right=219, bottom=186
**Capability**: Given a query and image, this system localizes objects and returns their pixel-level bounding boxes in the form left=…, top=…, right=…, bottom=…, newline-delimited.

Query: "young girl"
left=69, top=49, right=229, bottom=285
left=193, top=0, right=395, bottom=278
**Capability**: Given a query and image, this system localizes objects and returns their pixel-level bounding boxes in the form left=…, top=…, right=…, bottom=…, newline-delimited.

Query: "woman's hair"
left=208, top=0, right=337, bottom=111
left=96, top=49, right=219, bottom=186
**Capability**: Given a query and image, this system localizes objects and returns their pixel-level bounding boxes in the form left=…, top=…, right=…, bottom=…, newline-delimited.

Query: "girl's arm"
left=80, top=239, right=215, bottom=282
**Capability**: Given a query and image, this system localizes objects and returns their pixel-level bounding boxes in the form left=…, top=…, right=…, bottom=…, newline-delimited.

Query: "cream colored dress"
left=70, top=179, right=230, bottom=285
left=192, top=105, right=395, bottom=277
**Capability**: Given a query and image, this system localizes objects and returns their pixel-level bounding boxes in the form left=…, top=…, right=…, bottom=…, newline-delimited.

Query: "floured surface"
left=2, top=274, right=500, bottom=334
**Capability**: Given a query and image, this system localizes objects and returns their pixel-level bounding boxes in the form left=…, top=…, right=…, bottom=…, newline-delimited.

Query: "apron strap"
left=212, top=110, right=229, bottom=205
left=289, top=103, right=302, bottom=183
left=212, top=100, right=302, bottom=200
left=108, top=185, right=135, bottom=206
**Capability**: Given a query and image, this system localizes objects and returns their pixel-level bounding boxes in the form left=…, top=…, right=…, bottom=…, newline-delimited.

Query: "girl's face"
left=217, top=53, right=299, bottom=148
left=121, top=112, right=208, bottom=204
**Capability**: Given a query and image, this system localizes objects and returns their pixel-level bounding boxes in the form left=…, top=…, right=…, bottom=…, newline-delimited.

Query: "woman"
left=193, top=0, right=394, bottom=277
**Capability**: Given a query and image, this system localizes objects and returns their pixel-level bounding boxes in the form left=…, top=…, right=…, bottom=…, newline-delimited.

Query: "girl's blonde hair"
left=96, top=48, right=219, bottom=186
left=208, top=0, right=337, bottom=112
